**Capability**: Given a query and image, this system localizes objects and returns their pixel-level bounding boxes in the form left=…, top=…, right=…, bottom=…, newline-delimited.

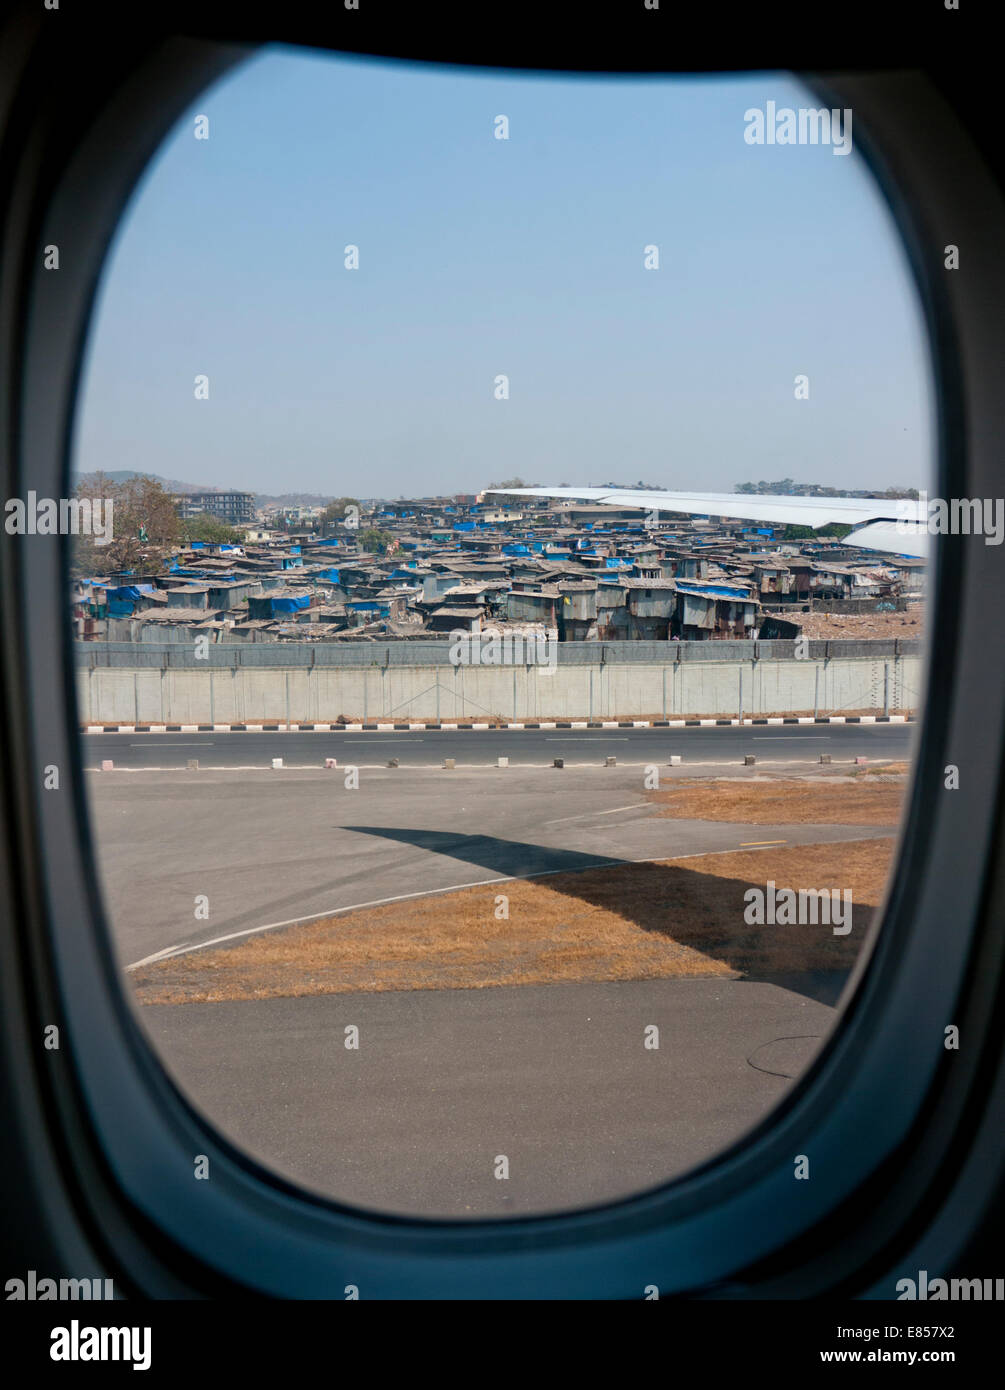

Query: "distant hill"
left=256, top=493, right=338, bottom=508
left=73, top=472, right=338, bottom=508
left=591, top=480, right=667, bottom=490
left=735, top=480, right=920, bottom=499
left=74, top=470, right=215, bottom=494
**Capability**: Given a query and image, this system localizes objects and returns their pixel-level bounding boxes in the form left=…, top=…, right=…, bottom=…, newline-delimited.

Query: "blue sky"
left=73, top=49, right=934, bottom=497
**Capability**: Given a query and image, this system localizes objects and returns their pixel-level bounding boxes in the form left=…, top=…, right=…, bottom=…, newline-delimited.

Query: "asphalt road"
left=143, top=975, right=846, bottom=1219
left=83, top=722, right=915, bottom=769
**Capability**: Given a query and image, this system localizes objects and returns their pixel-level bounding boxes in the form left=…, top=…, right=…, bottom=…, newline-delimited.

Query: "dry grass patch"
left=848, top=761, right=910, bottom=778
left=133, top=838, right=894, bottom=1004
left=648, top=776, right=905, bottom=826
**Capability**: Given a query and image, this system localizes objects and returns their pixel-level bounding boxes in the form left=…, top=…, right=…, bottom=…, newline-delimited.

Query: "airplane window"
left=69, top=50, right=932, bottom=1219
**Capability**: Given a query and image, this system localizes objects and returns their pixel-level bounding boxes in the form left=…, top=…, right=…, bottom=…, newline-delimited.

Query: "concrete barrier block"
left=186, top=759, right=199, bottom=771
left=443, top=758, right=455, bottom=769
left=668, top=755, right=682, bottom=766
left=272, top=757, right=283, bottom=769
left=819, top=754, right=832, bottom=764
left=100, top=759, right=113, bottom=771
left=497, top=757, right=508, bottom=768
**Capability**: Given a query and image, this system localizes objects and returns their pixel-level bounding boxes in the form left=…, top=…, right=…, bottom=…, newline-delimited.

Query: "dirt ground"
left=133, top=837, right=895, bottom=1004
left=791, top=601, right=924, bottom=640
left=647, top=774, right=906, bottom=826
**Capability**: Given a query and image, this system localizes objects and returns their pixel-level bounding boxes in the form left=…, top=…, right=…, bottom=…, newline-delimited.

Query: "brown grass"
left=647, top=776, right=905, bottom=826
left=133, top=838, right=894, bottom=1004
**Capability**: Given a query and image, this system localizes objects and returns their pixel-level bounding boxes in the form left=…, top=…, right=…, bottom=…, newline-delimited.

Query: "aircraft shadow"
left=343, top=826, right=871, bottom=1005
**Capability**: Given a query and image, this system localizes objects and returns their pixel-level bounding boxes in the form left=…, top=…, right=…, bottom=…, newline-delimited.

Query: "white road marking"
left=544, top=803, right=651, bottom=826
left=127, top=838, right=869, bottom=972
left=126, top=871, right=612, bottom=969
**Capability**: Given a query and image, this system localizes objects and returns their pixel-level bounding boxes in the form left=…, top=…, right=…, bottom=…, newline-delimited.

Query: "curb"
left=82, top=715, right=916, bottom=734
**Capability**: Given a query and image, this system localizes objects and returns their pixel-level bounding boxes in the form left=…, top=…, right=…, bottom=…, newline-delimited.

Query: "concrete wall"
left=77, top=637, right=922, bottom=665
left=77, top=654, right=922, bottom=724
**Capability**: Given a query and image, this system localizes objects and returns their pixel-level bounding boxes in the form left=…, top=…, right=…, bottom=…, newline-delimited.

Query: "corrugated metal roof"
left=675, top=582, right=756, bottom=601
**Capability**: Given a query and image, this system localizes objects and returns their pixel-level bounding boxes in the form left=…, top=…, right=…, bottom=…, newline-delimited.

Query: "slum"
left=70, top=494, right=926, bottom=646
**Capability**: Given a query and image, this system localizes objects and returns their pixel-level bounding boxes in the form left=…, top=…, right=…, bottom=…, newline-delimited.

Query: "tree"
left=71, top=472, right=181, bottom=576
left=321, top=497, right=361, bottom=524
left=182, top=513, right=243, bottom=543
left=781, top=522, right=853, bottom=541
left=358, top=528, right=394, bottom=555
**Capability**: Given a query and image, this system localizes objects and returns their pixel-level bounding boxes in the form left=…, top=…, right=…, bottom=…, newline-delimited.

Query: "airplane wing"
left=484, top=486, right=928, bottom=559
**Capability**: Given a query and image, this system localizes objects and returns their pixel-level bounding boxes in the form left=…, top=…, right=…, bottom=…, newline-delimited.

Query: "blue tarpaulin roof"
left=270, top=593, right=311, bottom=613
left=676, top=582, right=753, bottom=600
left=108, top=584, right=155, bottom=600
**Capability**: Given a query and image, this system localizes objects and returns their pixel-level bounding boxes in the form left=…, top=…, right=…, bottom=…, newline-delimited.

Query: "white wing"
left=484, top=487, right=927, bottom=558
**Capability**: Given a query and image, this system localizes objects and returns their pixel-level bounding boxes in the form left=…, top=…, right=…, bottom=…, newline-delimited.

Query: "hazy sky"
left=73, top=49, right=934, bottom=498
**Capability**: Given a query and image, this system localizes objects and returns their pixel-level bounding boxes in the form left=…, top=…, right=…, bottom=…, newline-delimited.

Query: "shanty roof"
left=621, top=577, right=678, bottom=590
left=676, top=581, right=758, bottom=601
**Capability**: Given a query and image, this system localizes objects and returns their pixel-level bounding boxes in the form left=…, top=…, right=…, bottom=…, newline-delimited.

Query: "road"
left=82, top=721, right=915, bottom=769
left=143, top=974, right=847, bottom=1219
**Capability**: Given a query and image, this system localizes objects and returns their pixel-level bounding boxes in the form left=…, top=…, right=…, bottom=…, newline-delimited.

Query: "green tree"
left=322, top=497, right=361, bottom=524
left=71, top=472, right=181, bottom=576
left=781, top=522, right=853, bottom=541
left=358, top=528, right=394, bottom=555
left=182, top=513, right=243, bottom=543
